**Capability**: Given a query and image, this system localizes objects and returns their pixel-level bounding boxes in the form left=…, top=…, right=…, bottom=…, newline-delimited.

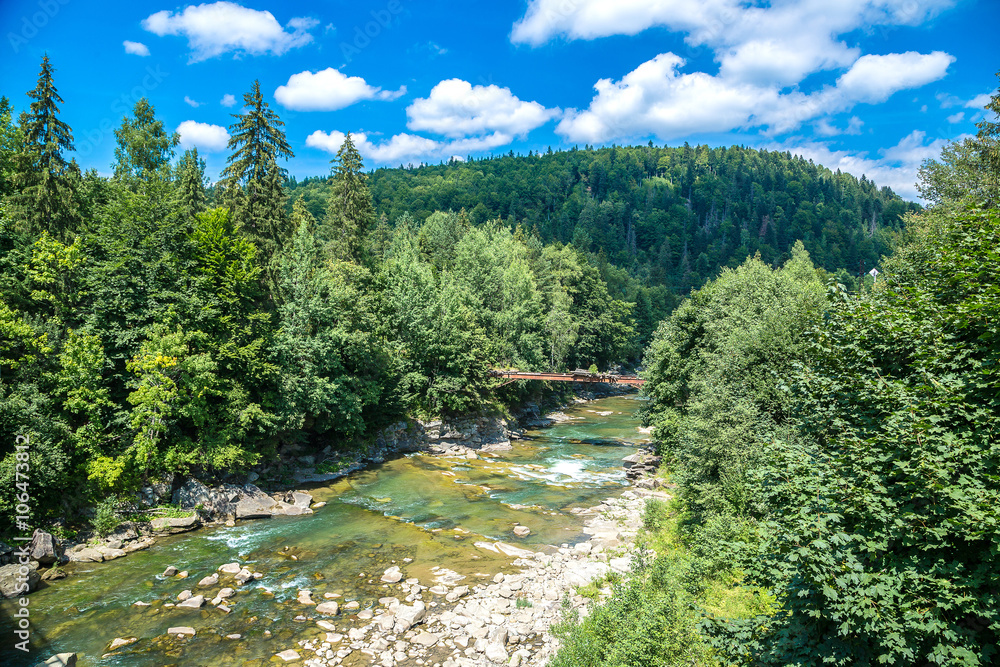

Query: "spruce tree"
left=173, top=148, right=207, bottom=219
left=221, top=80, right=293, bottom=257
left=11, top=55, right=79, bottom=240
left=112, top=98, right=178, bottom=181
left=320, top=132, right=375, bottom=262
left=0, top=96, right=18, bottom=199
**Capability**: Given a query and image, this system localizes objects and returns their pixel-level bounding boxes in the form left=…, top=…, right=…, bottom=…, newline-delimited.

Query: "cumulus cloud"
left=406, top=79, right=558, bottom=138
left=767, top=130, right=957, bottom=201
left=177, top=120, right=230, bottom=152
left=220, top=93, right=237, bottom=107
left=834, top=51, right=955, bottom=104
left=274, top=68, right=405, bottom=111
left=556, top=50, right=953, bottom=143
left=512, top=0, right=956, bottom=91
left=305, top=129, right=513, bottom=165
left=142, top=2, right=317, bottom=62
left=123, top=40, right=150, bottom=56
left=184, top=96, right=202, bottom=108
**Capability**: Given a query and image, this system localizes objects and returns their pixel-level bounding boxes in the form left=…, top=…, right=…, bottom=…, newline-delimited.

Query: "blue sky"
left=1, top=0, right=997, bottom=200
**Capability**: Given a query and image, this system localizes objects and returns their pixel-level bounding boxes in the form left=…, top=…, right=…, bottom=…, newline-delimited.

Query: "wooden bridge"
left=489, top=369, right=645, bottom=387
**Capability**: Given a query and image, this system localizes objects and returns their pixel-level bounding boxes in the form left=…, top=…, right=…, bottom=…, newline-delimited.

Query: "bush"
left=92, top=496, right=121, bottom=537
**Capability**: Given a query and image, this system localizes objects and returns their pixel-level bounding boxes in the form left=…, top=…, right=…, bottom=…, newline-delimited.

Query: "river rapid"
left=2, top=395, right=648, bottom=666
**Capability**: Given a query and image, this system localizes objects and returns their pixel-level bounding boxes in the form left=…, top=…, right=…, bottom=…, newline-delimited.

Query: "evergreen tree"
left=112, top=98, right=178, bottom=181
left=221, top=81, right=293, bottom=258
left=11, top=55, right=79, bottom=240
left=173, top=148, right=207, bottom=219
left=321, top=132, right=375, bottom=262
left=0, top=96, right=19, bottom=199
left=220, top=80, right=293, bottom=189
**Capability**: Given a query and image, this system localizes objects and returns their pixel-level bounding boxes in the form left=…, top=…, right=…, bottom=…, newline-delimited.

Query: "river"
left=2, top=395, right=648, bottom=666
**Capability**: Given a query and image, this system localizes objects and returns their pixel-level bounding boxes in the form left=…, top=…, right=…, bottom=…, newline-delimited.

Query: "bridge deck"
left=490, top=370, right=645, bottom=386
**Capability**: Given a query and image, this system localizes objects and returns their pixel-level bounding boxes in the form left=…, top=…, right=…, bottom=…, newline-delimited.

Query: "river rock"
left=512, top=525, right=530, bottom=537
left=218, top=587, right=235, bottom=599
left=177, top=590, right=192, bottom=601
left=96, top=546, right=127, bottom=561
left=296, top=589, right=315, bottom=605
left=485, top=641, right=508, bottom=663
left=150, top=515, right=200, bottom=534
left=29, top=530, right=61, bottom=565
left=218, top=562, right=241, bottom=574
left=197, top=573, right=218, bottom=587
left=381, top=565, right=403, bottom=583
left=275, top=649, right=301, bottom=662
left=162, top=565, right=178, bottom=576
left=315, top=601, right=339, bottom=615
left=393, top=601, right=426, bottom=632
left=289, top=491, right=313, bottom=509
left=40, top=568, right=66, bottom=581
left=412, top=631, right=439, bottom=647
left=234, top=568, right=253, bottom=585
left=234, top=496, right=275, bottom=520
left=167, top=626, right=195, bottom=636
left=67, top=546, right=103, bottom=563
left=445, top=585, right=469, bottom=602
left=0, top=563, right=40, bottom=597
left=33, top=654, right=77, bottom=667
left=177, top=595, right=204, bottom=609
left=108, top=637, right=137, bottom=651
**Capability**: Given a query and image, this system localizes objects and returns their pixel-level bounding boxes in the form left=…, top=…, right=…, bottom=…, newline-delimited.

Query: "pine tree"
left=221, top=80, right=293, bottom=257
left=11, top=55, right=79, bottom=240
left=0, top=96, right=19, bottom=199
left=220, top=80, right=293, bottom=190
left=112, top=98, right=178, bottom=181
left=320, top=132, right=375, bottom=262
left=173, top=148, right=207, bottom=219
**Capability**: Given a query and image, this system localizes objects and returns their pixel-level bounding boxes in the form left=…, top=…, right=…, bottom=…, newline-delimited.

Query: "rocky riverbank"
left=95, top=487, right=665, bottom=667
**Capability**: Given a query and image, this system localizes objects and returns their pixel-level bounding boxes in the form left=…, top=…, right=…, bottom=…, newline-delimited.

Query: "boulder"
left=176, top=595, right=205, bottom=609
left=33, top=654, right=77, bottom=667
left=315, top=601, right=339, bottom=615
left=234, top=496, right=275, bottom=520
left=162, top=565, right=178, bottom=577
left=218, top=562, right=241, bottom=574
left=29, top=530, right=61, bottom=566
left=171, top=478, right=214, bottom=510
left=150, top=515, right=200, bottom=534
left=381, top=565, right=403, bottom=583
left=393, top=601, right=426, bottom=633
left=289, top=491, right=313, bottom=509
left=96, top=546, right=127, bottom=561
left=67, top=547, right=103, bottom=563
left=445, top=585, right=469, bottom=602
left=0, top=562, right=40, bottom=598
left=512, top=525, right=530, bottom=537
left=197, top=573, right=218, bottom=587
left=275, top=649, right=301, bottom=662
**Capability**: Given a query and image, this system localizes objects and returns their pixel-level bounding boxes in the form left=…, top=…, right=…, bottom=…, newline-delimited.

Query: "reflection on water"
left=1, top=395, right=647, bottom=666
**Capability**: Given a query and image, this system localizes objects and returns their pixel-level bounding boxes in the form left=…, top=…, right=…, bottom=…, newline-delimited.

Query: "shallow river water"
left=2, top=395, right=647, bottom=666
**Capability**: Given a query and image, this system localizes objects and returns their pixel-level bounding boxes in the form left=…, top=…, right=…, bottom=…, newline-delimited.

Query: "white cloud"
left=834, top=51, right=954, bottom=104
left=177, top=120, right=230, bottom=152
left=306, top=129, right=514, bottom=165
left=220, top=93, right=237, bottom=107
left=142, top=2, right=317, bottom=62
left=274, top=68, right=405, bottom=111
left=947, top=111, right=965, bottom=123
left=767, top=130, right=956, bottom=201
left=407, top=79, right=558, bottom=138
left=966, top=92, right=994, bottom=109
left=184, top=96, right=202, bottom=108
left=556, top=50, right=952, bottom=144
left=123, top=40, right=150, bottom=56
left=512, top=0, right=956, bottom=90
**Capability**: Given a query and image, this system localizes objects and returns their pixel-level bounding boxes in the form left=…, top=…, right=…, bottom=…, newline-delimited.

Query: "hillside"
left=288, top=144, right=921, bottom=293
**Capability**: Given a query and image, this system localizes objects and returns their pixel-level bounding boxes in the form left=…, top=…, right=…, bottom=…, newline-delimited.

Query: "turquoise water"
left=1, top=395, right=647, bottom=666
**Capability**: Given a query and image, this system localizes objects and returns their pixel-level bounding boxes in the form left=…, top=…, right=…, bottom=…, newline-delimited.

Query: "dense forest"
left=553, top=75, right=1000, bottom=666
left=0, top=58, right=639, bottom=527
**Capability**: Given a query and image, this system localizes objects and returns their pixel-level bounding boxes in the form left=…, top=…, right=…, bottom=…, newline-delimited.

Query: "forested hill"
left=287, top=144, right=920, bottom=292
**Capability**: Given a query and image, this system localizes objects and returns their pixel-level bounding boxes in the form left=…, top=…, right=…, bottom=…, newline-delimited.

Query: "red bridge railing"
left=489, top=369, right=645, bottom=386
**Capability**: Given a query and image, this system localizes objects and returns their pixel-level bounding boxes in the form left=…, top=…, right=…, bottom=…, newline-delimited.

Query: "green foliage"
left=173, top=148, right=207, bottom=219
left=321, top=132, right=376, bottom=263
left=112, top=98, right=178, bottom=182
left=10, top=55, right=80, bottom=240
left=92, top=495, right=121, bottom=537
